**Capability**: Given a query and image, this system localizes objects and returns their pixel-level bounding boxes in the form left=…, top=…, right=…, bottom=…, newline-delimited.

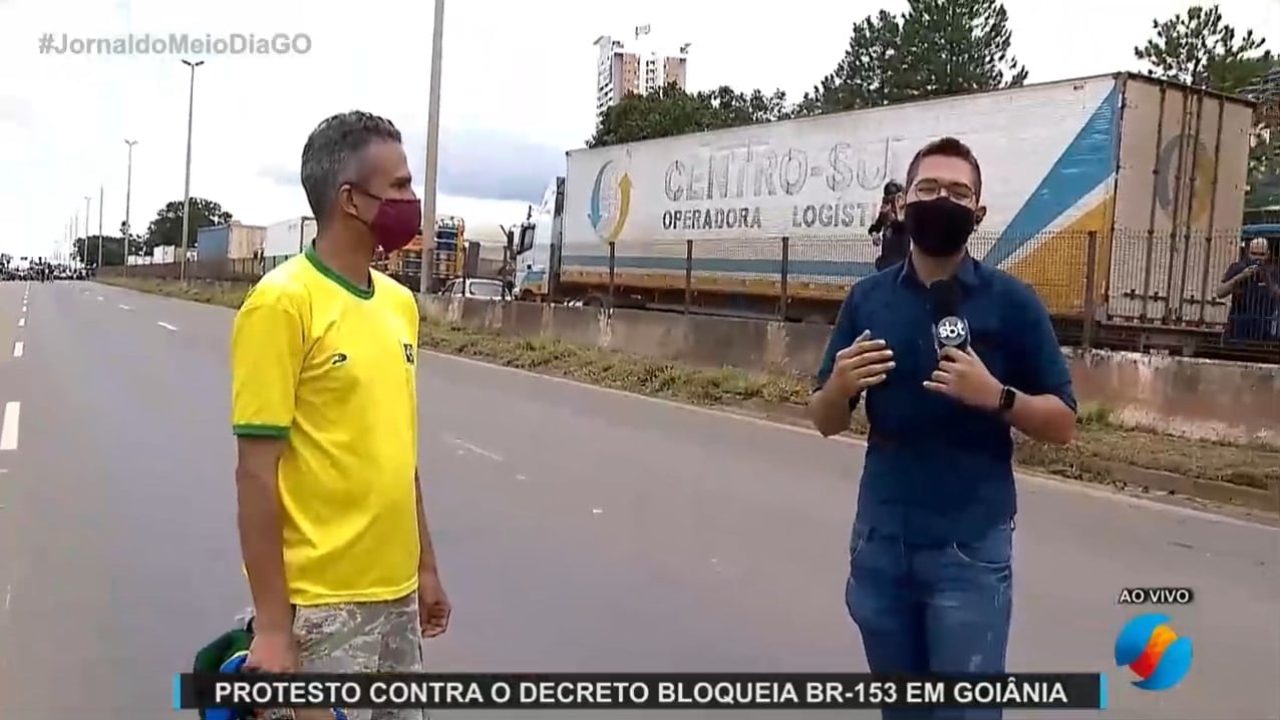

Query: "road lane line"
left=4, top=585, right=10, bottom=611
left=425, top=351, right=1277, bottom=529
left=157, top=321, right=178, bottom=331
left=118, top=304, right=133, bottom=311
left=443, top=435, right=503, bottom=462
left=0, top=402, right=19, bottom=451
left=12, top=342, right=22, bottom=358
left=97, top=296, right=104, bottom=301
left=16, top=318, right=23, bottom=327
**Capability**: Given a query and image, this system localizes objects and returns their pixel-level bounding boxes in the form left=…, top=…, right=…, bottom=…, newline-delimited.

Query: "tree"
left=117, top=220, right=146, bottom=260
left=898, top=0, right=1027, bottom=96
left=72, top=235, right=141, bottom=268
left=1247, top=120, right=1280, bottom=210
left=588, top=83, right=792, bottom=147
left=799, top=0, right=1025, bottom=116
left=1134, top=4, right=1271, bottom=93
left=700, top=86, right=793, bottom=128
left=796, top=11, right=906, bottom=116
left=142, top=198, right=234, bottom=253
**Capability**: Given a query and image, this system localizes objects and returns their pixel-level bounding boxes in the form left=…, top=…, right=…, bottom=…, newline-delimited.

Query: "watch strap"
left=998, top=386, right=1016, bottom=413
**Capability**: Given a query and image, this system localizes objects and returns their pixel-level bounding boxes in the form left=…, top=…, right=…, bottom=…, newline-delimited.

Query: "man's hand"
left=245, top=628, right=298, bottom=673
left=826, top=330, right=895, bottom=399
left=924, top=346, right=1002, bottom=410
left=419, top=571, right=451, bottom=638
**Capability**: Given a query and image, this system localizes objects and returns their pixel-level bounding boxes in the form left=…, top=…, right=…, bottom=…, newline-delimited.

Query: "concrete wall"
left=421, top=296, right=1280, bottom=447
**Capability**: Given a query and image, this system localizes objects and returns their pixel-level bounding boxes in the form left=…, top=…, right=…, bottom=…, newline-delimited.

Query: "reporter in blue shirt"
left=810, top=137, right=1077, bottom=720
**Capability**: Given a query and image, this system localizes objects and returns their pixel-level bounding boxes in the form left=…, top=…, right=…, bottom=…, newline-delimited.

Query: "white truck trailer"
left=264, top=216, right=318, bottom=258
left=514, top=72, right=1255, bottom=335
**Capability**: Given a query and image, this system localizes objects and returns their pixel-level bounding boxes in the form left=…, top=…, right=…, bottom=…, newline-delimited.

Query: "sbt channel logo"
left=1116, top=586, right=1195, bottom=605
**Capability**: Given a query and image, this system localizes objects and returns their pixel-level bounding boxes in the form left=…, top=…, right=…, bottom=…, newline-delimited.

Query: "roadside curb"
left=726, top=399, right=1280, bottom=517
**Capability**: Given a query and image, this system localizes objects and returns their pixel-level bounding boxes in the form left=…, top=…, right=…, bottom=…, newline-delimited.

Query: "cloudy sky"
left=0, top=0, right=1276, bottom=260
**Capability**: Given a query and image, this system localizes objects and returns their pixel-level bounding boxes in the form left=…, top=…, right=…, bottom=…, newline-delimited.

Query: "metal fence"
left=101, top=225, right=1280, bottom=361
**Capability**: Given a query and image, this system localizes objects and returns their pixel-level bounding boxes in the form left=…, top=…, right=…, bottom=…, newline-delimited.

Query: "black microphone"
left=929, top=278, right=969, bottom=354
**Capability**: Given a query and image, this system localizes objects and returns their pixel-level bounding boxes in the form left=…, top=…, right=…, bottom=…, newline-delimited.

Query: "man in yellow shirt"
left=230, top=111, right=449, bottom=719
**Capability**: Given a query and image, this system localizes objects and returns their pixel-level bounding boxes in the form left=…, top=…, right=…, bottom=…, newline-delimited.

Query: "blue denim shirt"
left=815, top=256, right=1077, bottom=543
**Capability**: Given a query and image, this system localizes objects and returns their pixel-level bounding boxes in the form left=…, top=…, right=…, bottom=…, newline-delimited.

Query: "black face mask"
left=905, top=198, right=977, bottom=257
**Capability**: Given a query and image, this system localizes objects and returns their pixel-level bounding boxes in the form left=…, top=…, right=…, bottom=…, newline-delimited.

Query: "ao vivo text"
left=177, top=673, right=1107, bottom=710
left=1117, top=587, right=1196, bottom=605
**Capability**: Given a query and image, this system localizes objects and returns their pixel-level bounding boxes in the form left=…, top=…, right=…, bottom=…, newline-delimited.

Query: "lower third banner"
left=177, top=673, right=1108, bottom=710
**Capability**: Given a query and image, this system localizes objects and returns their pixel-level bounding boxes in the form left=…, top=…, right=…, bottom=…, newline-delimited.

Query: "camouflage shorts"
left=261, top=592, right=428, bottom=720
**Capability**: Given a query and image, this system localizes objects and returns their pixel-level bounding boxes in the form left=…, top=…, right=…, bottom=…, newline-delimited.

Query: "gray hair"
left=1249, top=237, right=1268, bottom=253
left=300, top=111, right=403, bottom=222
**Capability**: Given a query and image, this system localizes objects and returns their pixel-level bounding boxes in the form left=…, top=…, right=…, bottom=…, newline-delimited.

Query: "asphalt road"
left=0, top=280, right=1276, bottom=720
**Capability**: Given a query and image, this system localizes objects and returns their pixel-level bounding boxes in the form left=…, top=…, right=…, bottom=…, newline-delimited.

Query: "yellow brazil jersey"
left=230, top=245, right=420, bottom=606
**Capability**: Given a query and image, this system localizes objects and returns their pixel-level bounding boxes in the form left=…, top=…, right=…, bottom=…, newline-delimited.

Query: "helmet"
left=882, top=180, right=904, bottom=198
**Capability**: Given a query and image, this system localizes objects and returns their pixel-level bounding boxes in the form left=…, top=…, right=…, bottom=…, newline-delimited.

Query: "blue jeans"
left=845, top=521, right=1014, bottom=720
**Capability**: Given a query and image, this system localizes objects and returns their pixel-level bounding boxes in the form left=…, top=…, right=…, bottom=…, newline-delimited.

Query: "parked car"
left=439, top=278, right=511, bottom=302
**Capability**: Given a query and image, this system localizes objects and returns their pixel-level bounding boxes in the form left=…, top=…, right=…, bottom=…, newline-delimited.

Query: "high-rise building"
left=594, top=30, right=689, bottom=121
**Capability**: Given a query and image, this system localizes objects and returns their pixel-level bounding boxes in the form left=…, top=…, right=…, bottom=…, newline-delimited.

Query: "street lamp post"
left=84, top=195, right=91, bottom=271
left=73, top=209, right=79, bottom=266
left=124, top=139, right=138, bottom=273
left=179, top=59, right=204, bottom=283
left=97, top=185, right=104, bottom=273
left=419, top=0, right=446, bottom=296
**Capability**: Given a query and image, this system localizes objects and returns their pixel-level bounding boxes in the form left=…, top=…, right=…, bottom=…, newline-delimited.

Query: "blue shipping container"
left=197, top=225, right=231, bottom=262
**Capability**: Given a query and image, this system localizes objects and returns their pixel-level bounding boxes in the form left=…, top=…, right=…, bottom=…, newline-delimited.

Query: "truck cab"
left=511, top=177, right=564, bottom=301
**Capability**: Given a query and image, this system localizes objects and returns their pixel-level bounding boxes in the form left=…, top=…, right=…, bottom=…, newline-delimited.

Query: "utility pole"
left=84, top=196, right=91, bottom=271
left=179, top=59, right=204, bottom=282
left=124, top=139, right=138, bottom=272
left=418, top=0, right=445, bottom=296
left=97, top=185, right=104, bottom=273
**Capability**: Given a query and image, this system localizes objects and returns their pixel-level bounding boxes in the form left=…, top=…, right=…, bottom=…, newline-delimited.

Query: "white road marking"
left=97, top=296, right=104, bottom=301
left=592, top=507, right=604, bottom=515
left=12, top=342, right=22, bottom=358
left=157, top=321, right=178, bottom=331
left=444, top=435, right=503, bottom=462
left=0, top=402, right=19, bottom=451
left=16, top=318, right=23, bottom=327
left=4, top=585, right=10, bottom=611
left=515, top=474, right=528, bottom=481
left=425, top=350, right=1277, bottom=530
left=118, top=304, right=133, bottom=311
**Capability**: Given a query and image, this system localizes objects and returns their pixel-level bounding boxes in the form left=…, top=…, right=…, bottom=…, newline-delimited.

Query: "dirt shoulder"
left=99, top=275, right=1280, bottom=514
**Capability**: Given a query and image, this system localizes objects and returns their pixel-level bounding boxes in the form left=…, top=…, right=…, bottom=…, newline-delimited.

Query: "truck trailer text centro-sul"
left=512, top=72, right=1255, bottom=343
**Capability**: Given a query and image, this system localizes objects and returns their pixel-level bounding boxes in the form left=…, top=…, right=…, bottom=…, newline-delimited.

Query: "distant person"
left=809, top=137, right=1077, bottom=720
left=230, top=110, right=449, bottom=720
left=869, top=180, right=909, bottom=271
left=1216, top=237, right=1279, bottom=343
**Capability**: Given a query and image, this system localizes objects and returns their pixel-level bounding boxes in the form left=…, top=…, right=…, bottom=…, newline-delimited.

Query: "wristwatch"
left=997, top=386, right=1016, bottom=413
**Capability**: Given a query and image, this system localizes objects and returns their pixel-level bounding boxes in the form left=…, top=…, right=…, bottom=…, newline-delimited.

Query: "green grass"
left=98, top=275, right=1279, bottom=494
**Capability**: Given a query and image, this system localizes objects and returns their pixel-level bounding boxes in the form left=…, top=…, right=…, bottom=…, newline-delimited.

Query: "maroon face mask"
left=352, top=186, right=422, bottom=253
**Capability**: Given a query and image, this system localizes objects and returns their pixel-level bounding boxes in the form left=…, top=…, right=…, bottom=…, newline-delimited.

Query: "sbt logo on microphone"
left=933, top=316, right=969, bottom=350
left=1117, top=587, right=1195, bottom=605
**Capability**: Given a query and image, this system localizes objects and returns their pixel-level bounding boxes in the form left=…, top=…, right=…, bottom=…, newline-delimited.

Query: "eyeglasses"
left=911, top=178, right=976, bottom=204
